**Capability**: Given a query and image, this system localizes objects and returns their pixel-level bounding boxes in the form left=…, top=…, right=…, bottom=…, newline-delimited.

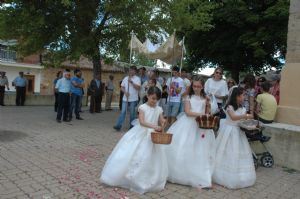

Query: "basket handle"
left=161, top=120, right=166, bottom=134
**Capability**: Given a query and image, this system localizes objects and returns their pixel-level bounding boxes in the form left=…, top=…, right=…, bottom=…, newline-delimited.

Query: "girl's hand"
left=155, top=126, right=162, bottom=132
left=205, top=96, right=210, bottom=101
left=245, top=114, right=254, bottom=120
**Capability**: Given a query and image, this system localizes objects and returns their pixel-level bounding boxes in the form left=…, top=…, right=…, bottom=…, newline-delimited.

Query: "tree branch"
left=95, top=12, right=110, bottom=37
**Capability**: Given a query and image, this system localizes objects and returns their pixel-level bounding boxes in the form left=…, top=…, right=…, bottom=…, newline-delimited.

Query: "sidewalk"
left=0, top=106, right=299, bottom=199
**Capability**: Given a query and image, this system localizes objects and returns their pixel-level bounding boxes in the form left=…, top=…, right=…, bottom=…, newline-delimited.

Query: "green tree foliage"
left=0, top=0, right=172, bottom=76
left=182, top=0, right=289, bottom=81
left=169, top=0, right=216, bottom=32
left=133, top=54, right=157, bottom=67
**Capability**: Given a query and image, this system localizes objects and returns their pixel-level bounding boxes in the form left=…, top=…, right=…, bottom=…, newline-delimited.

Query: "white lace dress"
left=213, top=106, right=256, bottom=189
left=100, top=104, right=168, bottom=194
left=166, top=95, right=216, bottom=188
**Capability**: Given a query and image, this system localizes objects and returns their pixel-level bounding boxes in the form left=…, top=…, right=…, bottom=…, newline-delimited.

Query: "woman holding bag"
left=204, top=67, right=228, bottom=118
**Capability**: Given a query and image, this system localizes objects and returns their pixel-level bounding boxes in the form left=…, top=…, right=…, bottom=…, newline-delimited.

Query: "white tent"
left=129, top=32, right=185, bottom=66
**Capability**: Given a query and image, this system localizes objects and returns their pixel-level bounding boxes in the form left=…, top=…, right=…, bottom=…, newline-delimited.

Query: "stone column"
left=276, top=0, right=300, bottom=125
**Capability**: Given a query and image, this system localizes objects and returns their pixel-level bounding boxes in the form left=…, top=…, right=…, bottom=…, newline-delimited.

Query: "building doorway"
left=24, top=74, right=35, bottom=94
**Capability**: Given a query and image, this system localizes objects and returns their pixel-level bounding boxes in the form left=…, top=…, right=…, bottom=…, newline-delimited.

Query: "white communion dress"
left=100, top=104, right=168, bottom=194
left=213, top=105, right=256, bottom=189
left=166, top=95, right=216, bottom=188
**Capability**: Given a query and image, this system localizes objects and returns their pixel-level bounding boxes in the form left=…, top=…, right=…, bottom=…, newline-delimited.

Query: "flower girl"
left=213, top=87, right=256, bottom=189
left=100, top=86, right=168, bottom=194
left=166, top=76, right=216, bottom=188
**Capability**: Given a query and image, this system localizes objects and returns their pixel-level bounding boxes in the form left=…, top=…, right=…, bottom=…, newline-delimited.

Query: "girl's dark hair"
left=243, top=74, right=256, bottom=89
left=189, top=75, right=206, bottom=98
left=147, top=86, right=162, bottom=100
left=225, top=87, right=245, bottom=111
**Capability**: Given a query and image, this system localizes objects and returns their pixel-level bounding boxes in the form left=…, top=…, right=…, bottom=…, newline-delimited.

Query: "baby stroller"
left=239, top=120, right=274, bottom=169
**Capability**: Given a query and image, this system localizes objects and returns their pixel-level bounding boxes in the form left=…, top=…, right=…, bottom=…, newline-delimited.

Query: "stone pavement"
left=0, top=106, right=299, bottom=199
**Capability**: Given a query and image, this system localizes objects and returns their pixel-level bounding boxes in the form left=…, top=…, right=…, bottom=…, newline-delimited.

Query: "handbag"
left=210, top=94, right=219, bottom=115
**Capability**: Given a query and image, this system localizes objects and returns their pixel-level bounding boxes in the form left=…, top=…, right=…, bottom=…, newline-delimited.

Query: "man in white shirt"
left=166, top=66, right=184, bottom=125
left=113, top=65, right=141, bottom=131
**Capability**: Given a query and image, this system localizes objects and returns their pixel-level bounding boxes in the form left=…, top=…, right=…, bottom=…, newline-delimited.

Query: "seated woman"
left=255, top=82, right=277, bottom=124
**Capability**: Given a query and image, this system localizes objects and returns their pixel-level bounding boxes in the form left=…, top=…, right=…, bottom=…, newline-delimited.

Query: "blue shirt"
left=55, top=78, right=71, bottom=93
left=140, top=75, right=148, bottom=85
left=95, top=79, right=101, bottom=88
left=13, top=76, right=27, bottom=87
left=70, top=76, right=84, bottom=96
left=106, top=79, right=114, bottom=90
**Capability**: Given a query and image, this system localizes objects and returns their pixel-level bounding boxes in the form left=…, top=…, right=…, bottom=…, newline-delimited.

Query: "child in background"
left=100, top=86, right=168, bottom=194
left=213, top=87, right=256, bottom=189
left=142, top=79, right=158, bottom=103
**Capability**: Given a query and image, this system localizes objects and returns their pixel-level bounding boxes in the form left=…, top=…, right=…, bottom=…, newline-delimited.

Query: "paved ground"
left=0, top=106, right=299, bottom=199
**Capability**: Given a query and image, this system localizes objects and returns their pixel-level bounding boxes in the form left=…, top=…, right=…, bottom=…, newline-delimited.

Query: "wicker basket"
left=238, top=119, right=264, bottom=136
left=151, top=131, right=172, bottom=145
left=195, top=115, right=219, bottom=129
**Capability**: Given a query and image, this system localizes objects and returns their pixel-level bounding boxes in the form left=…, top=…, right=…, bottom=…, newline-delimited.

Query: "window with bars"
left=0, top=46, right=17, bottom=62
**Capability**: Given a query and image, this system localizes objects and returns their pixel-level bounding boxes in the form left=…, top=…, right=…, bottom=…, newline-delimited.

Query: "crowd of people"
left=0, top=69, right=115, bottom=115
left=53, top=69, right=116, bottom=123
left=101, top=65, right=280, bottom=194
left=0, top=66, right=280, bottom=125
left=112, top=65, right=280, bottom=131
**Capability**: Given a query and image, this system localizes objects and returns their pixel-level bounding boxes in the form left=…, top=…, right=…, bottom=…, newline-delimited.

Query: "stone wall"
left=40, top=67, right=125, bottom=103
left=276, top=0, right=300, bottom=125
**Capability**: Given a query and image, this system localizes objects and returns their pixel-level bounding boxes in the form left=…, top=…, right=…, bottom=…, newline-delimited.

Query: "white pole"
left=172, top=29, right=176, bottom=65
left=126, top=30, right=134, bottom=129
left=180, top=36, right=185, bottom=73
left=130, top=30, right=134, bottom=64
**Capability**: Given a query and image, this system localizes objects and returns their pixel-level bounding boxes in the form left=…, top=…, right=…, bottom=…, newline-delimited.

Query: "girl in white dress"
left=100, top=86, right=168, bottom=194
left=166, top=76, right=216, bottom=188
left=213, top=87, right=256, bottom=189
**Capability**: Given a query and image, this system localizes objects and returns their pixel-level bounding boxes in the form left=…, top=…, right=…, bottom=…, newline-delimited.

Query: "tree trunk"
left=229, top=67, right=240, bottom=83
left=92, top=54, right=101, bottom=78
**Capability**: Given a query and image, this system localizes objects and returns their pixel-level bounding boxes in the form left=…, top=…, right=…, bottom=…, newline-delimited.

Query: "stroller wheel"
left=261, top=153, right=274, bottom=168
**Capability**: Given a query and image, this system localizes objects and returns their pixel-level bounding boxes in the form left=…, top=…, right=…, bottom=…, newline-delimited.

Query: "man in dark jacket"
left=88, top=73, right=102, bottom=113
